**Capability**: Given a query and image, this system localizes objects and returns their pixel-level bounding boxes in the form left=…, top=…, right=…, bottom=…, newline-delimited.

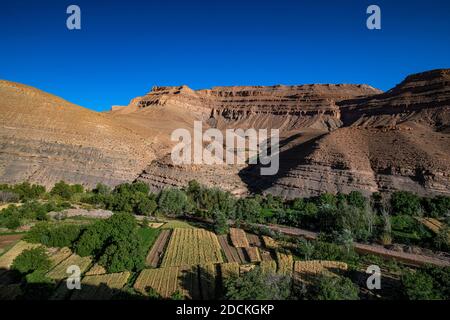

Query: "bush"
left=391, top=191, right=421, bottom=216
left=213, top=210, right=229, bottom=235
left=421, top=196, right=450, bottom=218
left=50, top=181, right=75, bottom=200
left=0, top=191, right=20, bottom=203
left=25, top=223, right=84, bottom=248
left=223, top=267, right=292, bottom=300
left=158, top=188, right=190, bottom=216
left=311, top=274, right=359, bottom=300
left=401, top=269, right=443, bottom=300
left=11, top=247, right=51, bottom=274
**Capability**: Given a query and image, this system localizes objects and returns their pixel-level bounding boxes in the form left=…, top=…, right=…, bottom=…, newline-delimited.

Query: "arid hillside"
left=0, top=69, right=449, bottom=197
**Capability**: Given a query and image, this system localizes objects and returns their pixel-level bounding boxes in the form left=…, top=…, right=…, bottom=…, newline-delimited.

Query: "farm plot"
left=218, top=235, right=245, bottom=263
left=262, top=236, right=279, bottom=250
left=260, top=260, right=277, bottom=274
left=85, top=264, right=107, bottom=276
left=47, top=247, right=73, bottom=267
left=71, top=272, right=131, bottom=300
left=418, top=218, right=450, bottom=241
left=229, top=228, right=250, bottom=247
left=146, top=229, right=172, bottom=267
left=0, top=234, right=23, bottom=254
left=161, top=228, right=223, bottom=267
left=0, top=241, right=40, bottom=270
left=134, top=266, right=201, bottom=299
left=276, top=252, right=294, bottom=275
left=199, top=264, right=218, bottom=300
left=293, top=260, right=348, bottom=284
left=46, top=254, right=92, bottom=280
left=219, top=262, right=239, bottom=280
left=245, top=247, right=261, bottom=263
left=246, top=233, right=262, bottom=247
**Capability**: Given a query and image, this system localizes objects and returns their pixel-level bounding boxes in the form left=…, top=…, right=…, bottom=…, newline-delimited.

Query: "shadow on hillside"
left=238, top=133, right=327, bottom=194
left=0, top=268, right=146, bottom=301
left=178, top=264, right=220, bottom=300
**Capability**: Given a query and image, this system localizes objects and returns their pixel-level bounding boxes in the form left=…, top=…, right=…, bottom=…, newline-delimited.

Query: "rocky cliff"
left=0, top=69, right=448, bottom=197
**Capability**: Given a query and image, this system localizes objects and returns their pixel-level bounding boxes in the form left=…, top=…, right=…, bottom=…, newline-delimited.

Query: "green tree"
left=401, top=269, right=443, bottom=300
left=311, top=274, right=359, bottom=300
left=224, top=267, right=291, bottom=300
left=391, top=191, right=421, bottom=216
left=158, top=188, right=189, bottom=216
left=12, top=247, right=51, bottom=274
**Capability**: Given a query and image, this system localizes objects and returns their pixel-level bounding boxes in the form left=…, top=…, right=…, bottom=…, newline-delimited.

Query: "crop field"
left=85, top=263, right=107, bottom=276
left=276, top=252, right=294, bottom=275
left=146, top=229, right=172, bottom=267
left=260, top=260, right=277, bottom=274
left=46, top=254, right=92, bottom=280
left=245, top=247, right=261, bottom=262
left=160, top=228, right=223, bottom=267
left=134, top=266, right=201, bottom=299
left=0, top=234, right=23, bottom=253
left=71, top=272, right=131, bottom=300
left=293, top=260, right=348, bottom=284
left=199, top=264, right=218, bottom=300
left=229, top=228, right=250, bottom=247
left=218, top=235, right=246, bottom=263
left=0, top=240, right=40, bottom=270
left=47, top=247, right=73, bottom=267
left=262, top=236, right=279, bottom=249
left=161, top=220, right=195, bottom=229
left=247, top=233, right=262, bottom=247
left=219, top=262, right=239, bottom=280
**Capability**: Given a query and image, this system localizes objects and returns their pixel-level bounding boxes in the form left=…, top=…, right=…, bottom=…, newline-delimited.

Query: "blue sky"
left=1, top=0, right=449, bottom=111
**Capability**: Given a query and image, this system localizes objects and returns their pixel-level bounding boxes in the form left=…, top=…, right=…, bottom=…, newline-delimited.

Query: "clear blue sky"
left=1, top=0, right=449, bottom=111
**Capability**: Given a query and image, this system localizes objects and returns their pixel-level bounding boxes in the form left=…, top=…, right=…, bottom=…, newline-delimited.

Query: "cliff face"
left=0, top=69, right=449, bottom=197
left=260, top=69, right=450, bottom=197
left=0, top=81, right=155, bottom=188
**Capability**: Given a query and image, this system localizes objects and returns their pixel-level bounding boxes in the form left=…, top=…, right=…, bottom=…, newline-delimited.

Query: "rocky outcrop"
left=0, top=81, right=155, bottom=188
left=0, top=69, right=449, bottom=198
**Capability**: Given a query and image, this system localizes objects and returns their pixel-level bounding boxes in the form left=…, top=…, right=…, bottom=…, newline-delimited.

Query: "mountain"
left=0, top=69, right=449, bottom=198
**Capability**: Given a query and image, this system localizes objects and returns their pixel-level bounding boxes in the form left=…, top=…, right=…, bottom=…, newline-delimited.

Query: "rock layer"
left=0, top=69, right=449, bottom=197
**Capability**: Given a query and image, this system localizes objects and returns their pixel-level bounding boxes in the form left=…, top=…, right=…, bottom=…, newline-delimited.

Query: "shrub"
left=213, top=210, right=229, bottom=235
left=390, top=191, right=421, bottom=216
left=421, top=196, right=450, bottom=218
left=12, top=247, right=51, bottom=274
left=25, top=223, right=84, bottom=248
left=401, top=269, right=443, bottom=300
left=223, top=267, right=292, bottom=300
left=346, top=191, right=367, bottom=209
left=158, top=188, right=190, bottom=216
left=0, top=191, right=20, bottom=203
left=311, top=274, right=359, bottom=300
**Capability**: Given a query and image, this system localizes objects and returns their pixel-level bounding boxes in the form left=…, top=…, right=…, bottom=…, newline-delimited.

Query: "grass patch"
left=161, top=220, right=195, bottom=229
left=137, top=227, right=161, bottom=253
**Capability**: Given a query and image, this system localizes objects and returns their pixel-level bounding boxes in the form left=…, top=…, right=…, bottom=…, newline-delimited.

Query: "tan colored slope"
left=0, top=80, right=155, bottom=187
left=264, top=70, right=450, bottom=198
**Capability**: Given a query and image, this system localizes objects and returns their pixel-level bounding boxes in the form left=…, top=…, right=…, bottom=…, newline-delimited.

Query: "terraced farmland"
left=0, top=241, right=40, bottom=270
left=199, top=264, right=217, bottom=300
left=47, top=247, right=73, bottom=267
left=85, top=264, right=107, bottom=276
left=276, top=252, right=294, bottom=275
left=161, top=228, right=223, bottom=267
left=229, top=228, right=250, bottom=247
left=46, top=254, right=92, bottom=280
left=293, top=260, right=348, bottom=284
left=134, top=266, right=200, bottom=299
left=71, top=272, right=131, bottom=300
left=146, top=229, right=172, bottom=267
